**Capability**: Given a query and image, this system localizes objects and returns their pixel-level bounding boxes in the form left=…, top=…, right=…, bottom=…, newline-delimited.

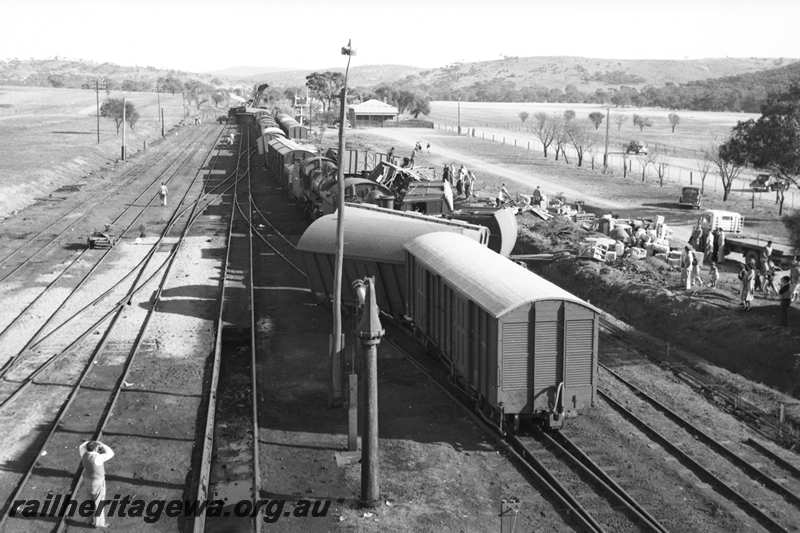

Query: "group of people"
left=683, top=233, right=799, bottom=326
left=442, top=163, right=476, bottom=199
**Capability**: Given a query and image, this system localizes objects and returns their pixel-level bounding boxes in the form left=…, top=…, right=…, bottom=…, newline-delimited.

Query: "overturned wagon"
left=296, top=204, right=489, bottom=316
left=405, top=233, right=599, bottom=429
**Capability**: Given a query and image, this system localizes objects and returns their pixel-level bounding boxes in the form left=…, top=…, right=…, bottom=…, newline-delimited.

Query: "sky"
left=2, top=0, right=799, bottom=73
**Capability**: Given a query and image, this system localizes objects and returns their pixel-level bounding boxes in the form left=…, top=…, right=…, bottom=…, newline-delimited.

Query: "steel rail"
left=536, top=429, right=669, bottom=532
left=0, top=128, right=215, bottom=368
left=381, top=330, right=603, bottom=533
left=599, top=390, right=789, bottom=533
left=0, top=128, right=204, bottom=283
left=192, top=130, right=244, bottom=533
left=246, top=131, right=263, bottom=531
left=0, top=127, right=225, bottom=528
left=52, top=125, right=225, bottom=533
left=743, top=438, right=800, bottom=481
left=601, top=363, right=800, bottom=509
left=0, top=131, right=240, bottom=412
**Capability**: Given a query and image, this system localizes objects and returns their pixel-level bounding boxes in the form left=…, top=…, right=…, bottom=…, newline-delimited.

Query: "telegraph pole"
left=602, top=107, right=610, bottom=173
left=457, top=99, right=461, bottom=135
left=161, top=107, right=165, bottom=138
left=121, top=96, right=127, bottom=161
left=331, top=39, right=355, bottom=406
left=95, top=79, right=102, bottom=144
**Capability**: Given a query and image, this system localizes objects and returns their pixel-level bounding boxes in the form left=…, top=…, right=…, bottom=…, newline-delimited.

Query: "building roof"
left=404, top=232, right=598, bottom=318
left=348, top=99, right=399, bottom=116
left=296, top=204, right=488, bottom=263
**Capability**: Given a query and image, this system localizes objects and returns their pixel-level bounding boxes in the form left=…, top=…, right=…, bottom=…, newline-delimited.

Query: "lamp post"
left=331, top=39, right=355, bottom=406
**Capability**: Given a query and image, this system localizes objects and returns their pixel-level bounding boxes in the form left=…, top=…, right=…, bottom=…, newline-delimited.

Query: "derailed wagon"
left=296, top=204, right=490, bottom=316
left=404, top=232, right=599, bottom=429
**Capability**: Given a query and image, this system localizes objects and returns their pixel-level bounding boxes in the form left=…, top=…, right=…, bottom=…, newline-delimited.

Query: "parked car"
left=678, top=186, right=702, bottom=209
left=749, top=173, right=782, bottom=192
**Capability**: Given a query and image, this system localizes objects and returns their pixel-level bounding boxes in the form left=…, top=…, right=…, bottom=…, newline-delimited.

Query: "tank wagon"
left=275, top=112, right=309, bottom=140
left=296, top=204, right=489, bottom=316
left=404, top=232, right=599, bottom=429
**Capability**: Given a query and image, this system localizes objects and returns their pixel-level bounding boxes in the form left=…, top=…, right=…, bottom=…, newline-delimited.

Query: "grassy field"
left=428, top=101, right=759, bottom=156
left=0, top=85, right=223, bottom=218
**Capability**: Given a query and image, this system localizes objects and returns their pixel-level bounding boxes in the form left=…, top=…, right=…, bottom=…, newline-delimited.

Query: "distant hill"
left=394, top=56, right=794, bottom=97
left=0, top=58, right=220, bottom=90
left=206, top=66, right=297, bottom=77
left=235, top=64, right=425, bottom=88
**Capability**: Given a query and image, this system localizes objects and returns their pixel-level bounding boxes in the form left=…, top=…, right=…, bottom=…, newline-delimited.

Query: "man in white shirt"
left=78, top=440, right=115, bottom=528
left=159, top=182, right=168, bottom=207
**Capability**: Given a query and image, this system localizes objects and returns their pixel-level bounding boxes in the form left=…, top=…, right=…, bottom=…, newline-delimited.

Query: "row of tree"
left=414, top=80, right=780, bottom=113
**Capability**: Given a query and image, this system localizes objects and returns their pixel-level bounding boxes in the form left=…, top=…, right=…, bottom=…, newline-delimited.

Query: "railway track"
left=0, top=129, right=233, bottom=414
left=197, top=129, right=262, bottom=532
left=599, top=361, right=798, bottom=533
left=0, top=132, right=189, bottom=284
left=599, top=316, right=799, bottom=450
left=0, top=127, right=218, bottom=379
left=378, top=324, right=667, bottom=533
left=0, top=126, right=231, bottom=532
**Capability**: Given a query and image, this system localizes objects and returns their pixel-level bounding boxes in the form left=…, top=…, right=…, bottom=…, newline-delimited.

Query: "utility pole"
left=331, top=39, right=355, bottom=406
left=95, top=79, right=101, bottom=144
left=121, top=96, right=127, bottom=161
left=355, top=277, right=383, bottom=507
left=457, top=99, right=461, bottom=136
left=603, top=107, right=610, bottom=173
left=161, top=107, right=165, bottom=138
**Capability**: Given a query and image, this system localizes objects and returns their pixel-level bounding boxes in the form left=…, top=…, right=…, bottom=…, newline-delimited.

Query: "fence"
left=433, top=121, right=798, bottom=210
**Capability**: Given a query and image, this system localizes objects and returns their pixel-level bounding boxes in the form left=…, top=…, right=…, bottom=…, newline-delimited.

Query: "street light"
left=331, top=39, right=355, bottom=406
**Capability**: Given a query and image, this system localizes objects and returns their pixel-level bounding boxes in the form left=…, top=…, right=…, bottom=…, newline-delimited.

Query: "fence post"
left=690, top=171, right=693, bottom=185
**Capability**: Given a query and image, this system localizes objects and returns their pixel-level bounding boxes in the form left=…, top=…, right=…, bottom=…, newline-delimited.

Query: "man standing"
left=779, top=275, right=792, bottom=326
left=159, top=182, right=168, bottom=207
left=79, top=440, right=115, bottom=528
left=681, top=245, right=694, bottom=290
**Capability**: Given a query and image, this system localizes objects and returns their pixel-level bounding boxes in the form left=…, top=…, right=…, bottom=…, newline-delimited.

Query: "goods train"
left=233, top=106, right=518, bottom=255
left=233, top=106, right=598, bottom=429
left=297, top=207, right=599, bottom=430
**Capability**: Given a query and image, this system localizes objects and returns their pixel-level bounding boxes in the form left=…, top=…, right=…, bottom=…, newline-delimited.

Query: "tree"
left=553, top=117, right=570, bottom=163
left=305, top=72, right=344, bottom=113
left=721, top=85, right=800, bottom=214
left=157, top=75, right=183, bottom=95
left=211, top=92, right=226, bottom=107
left=100, top=98, right=139, bottom=135
left=696, top=148, right=714, bottom=194
left=565, top=122, right=594, bottom=167
left=409, top=95, right=431, bottom=118
left=532, top=112, right=557, bottom=158
left=613, top=114, right=627, bottom=133
left=633, top=114, right=653, bottom=132
left=394, top=90, right=416, bottom=114
left=588, top=111, right=604, bottom=130
left=518, top=111, right=529, bottom=125
left=47, top=74, right=65, bottom=88
left=714, top=136, right=747, bottom=202
left=563, top=109, right=576, bottom=122
left=668, top=112, right=680, bottom=133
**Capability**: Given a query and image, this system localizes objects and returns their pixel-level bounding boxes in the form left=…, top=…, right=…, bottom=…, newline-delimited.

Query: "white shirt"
left=79, top=441, right=115, bottom=484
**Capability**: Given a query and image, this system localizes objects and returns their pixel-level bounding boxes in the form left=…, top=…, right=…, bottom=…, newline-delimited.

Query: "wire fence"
left=433, top=121, right=798, bottom=210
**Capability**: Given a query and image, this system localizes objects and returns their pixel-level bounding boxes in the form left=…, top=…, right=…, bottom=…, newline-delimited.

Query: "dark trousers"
left=781, top=299, right=790, bottom=326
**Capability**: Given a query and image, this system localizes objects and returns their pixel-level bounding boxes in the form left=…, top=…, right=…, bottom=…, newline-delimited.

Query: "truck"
left=693, top=209, right=796, bottom=267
